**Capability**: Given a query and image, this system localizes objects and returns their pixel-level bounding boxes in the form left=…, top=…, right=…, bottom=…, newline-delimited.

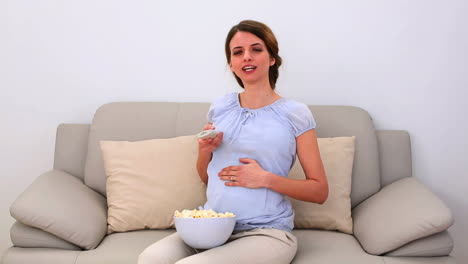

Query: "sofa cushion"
left=385, top=231, right=454, bottom=257
left=77, top=229, right=379, bottom=264
left=75, top=230, right=456, bottom=264
left=292, top=230, right=381, bottom=264
left=353, top=177, right=454, bottom=255
left=100, top=135, right=207, bottom=233
left=10, top=222, right=81, bottom=250
left=75, top=230, right=175, bottom=264
left=288, top=136, right=355, bottom=234
left=1, top=248, right=80, bottom=264
left=381, top=256, right=457, bottom=264
left=2, top=231, right=457, bottom=264
left=9, top=170, right=107, bottom=250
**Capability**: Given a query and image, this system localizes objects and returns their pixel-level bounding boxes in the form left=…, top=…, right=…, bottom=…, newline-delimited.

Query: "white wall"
left=1, top=0, right=467, bottom=262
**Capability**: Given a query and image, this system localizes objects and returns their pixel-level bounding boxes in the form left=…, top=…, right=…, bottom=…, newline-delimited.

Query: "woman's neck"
left=239, top=82, right=281, bottom=109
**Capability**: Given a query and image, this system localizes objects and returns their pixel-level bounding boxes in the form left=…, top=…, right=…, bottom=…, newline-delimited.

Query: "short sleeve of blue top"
left=202, top=92, right=316, bottom=232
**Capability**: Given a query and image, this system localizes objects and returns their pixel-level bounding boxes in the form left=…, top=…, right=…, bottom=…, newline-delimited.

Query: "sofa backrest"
left=83, top=102, right=381, bottom=207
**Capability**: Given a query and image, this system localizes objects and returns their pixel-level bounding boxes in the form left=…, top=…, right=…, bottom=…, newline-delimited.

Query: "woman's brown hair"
left=225, top=20, right=282, bottom=90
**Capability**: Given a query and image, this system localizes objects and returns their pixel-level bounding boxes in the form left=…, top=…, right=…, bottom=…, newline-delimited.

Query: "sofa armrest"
left=376, top=130, right=412, bottom=187
left=352, top=177, right=454, bottom=255
left=54, top=123, right=90, bottom=181
left=10, top=170, right=107, bottom=250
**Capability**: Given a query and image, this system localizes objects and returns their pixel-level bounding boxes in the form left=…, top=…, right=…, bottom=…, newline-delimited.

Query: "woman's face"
left=229, top=31, right=275, bottom=87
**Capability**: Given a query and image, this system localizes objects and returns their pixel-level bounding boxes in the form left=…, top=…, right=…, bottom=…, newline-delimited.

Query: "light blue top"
left=202, top=92, right=316, bottom=232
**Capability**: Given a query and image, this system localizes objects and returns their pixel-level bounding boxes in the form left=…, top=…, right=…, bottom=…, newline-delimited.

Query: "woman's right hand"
left=198, top=123, right=223, bottom=153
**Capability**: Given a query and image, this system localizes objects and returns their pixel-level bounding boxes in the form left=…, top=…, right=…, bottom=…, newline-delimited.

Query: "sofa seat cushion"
left=75, top=229, right=378, bottom=264
left=77, top=229, right=372, bottom=264
left=1, top=247, right=80, bottom=264
left=75, top=229, right=175, bottom=264
left=291, top=230, right=381, bottom=264
left=78, top=229, right=377, bottom=264
left=3, top=230, right=456, bottom=264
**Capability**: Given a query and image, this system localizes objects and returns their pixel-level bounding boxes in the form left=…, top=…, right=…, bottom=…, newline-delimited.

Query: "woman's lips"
left=242, top=65, right=257, bottom=73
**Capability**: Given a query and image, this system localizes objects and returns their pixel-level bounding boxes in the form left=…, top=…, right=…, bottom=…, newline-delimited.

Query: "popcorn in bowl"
left=173, top=208, right=237, bottom=249
left=174, top=209, right=235, bottom=218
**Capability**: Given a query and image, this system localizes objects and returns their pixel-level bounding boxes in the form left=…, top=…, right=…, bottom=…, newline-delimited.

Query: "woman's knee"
left=138, top=234, right=197, bottom=264
left=139, top=248, right=182, bottom=264
left=175, top=255, right=205, bottom=264
left=138, top=249, right=155, bottom=264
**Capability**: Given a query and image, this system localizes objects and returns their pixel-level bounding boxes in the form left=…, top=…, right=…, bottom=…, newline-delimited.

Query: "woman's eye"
left=253, top=48, right=263, bottom=52
left=233, top=50, right=242, bottom=55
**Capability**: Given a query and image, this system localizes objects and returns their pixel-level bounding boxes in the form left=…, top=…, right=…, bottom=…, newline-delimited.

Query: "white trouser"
left=138, top=228, right=298, bottom=264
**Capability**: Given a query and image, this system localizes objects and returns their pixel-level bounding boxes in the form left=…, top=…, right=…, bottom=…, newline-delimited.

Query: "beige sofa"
left=1, top=102, right=456, bottom=264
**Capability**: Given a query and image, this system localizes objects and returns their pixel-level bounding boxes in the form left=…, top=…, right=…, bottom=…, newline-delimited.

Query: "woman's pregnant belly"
left=206, top=156, right=285, bottom=222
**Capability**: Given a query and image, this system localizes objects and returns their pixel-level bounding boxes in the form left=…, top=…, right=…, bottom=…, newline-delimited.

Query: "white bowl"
left=174, top=216, right=236, bottom=249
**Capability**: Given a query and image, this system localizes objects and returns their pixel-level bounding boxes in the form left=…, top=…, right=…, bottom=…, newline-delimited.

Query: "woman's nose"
left=243, top=50, right=252, bottom=61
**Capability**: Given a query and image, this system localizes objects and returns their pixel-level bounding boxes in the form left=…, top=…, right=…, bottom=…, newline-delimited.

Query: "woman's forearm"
left=264, top=172, right=329, bottom=204
left=197, top=150, right=212, bottom=185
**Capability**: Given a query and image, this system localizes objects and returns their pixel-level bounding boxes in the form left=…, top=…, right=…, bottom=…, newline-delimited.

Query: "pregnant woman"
left=139, top=20, right=328, bottom=264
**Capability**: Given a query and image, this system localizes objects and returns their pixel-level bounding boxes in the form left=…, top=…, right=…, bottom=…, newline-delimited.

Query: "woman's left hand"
left=218, top=158, right=269, bottom=188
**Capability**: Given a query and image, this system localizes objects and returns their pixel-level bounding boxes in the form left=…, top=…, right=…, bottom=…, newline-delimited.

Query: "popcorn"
left=174, top=209, right=235, bottom=218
